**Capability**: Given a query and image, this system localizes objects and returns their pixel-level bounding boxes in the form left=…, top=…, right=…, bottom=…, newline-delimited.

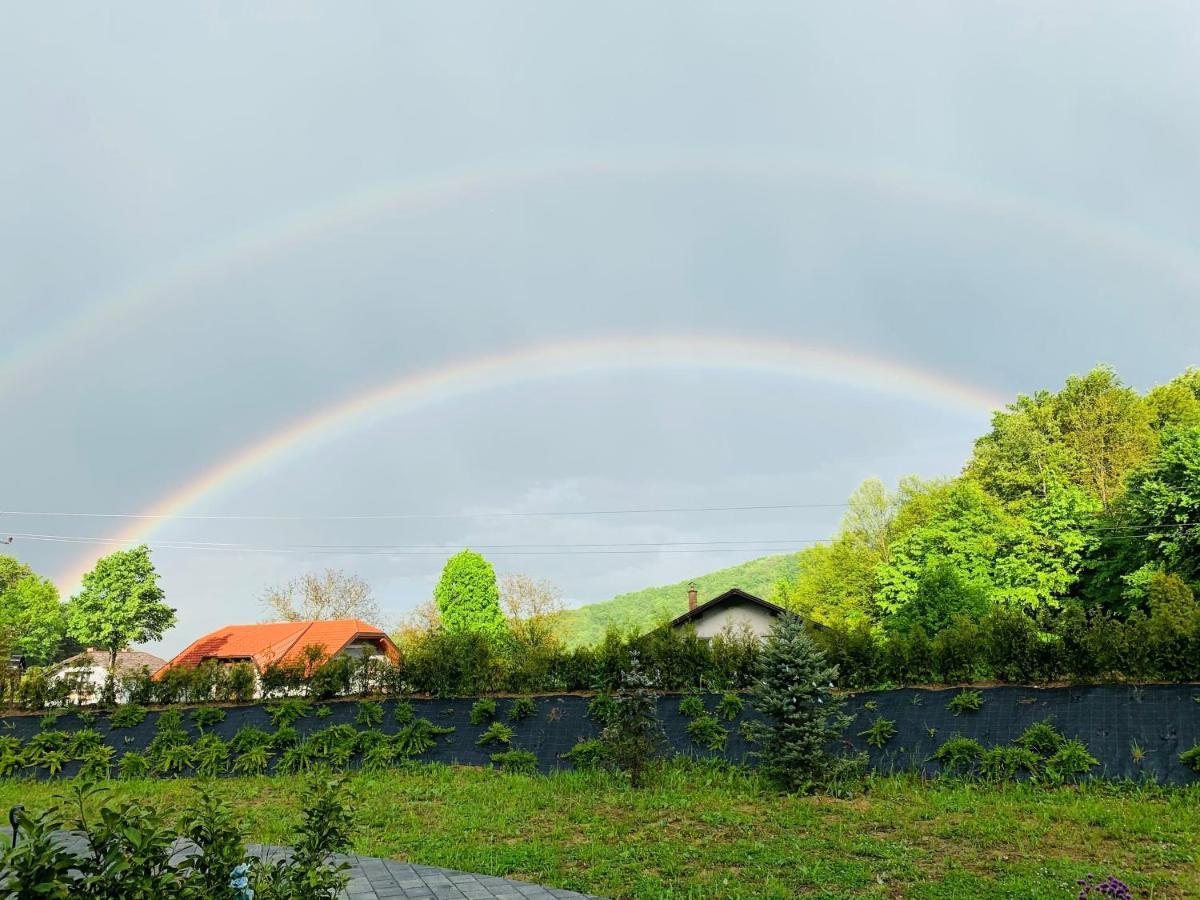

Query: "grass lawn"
left=2, top=763, right=1197, bottom=898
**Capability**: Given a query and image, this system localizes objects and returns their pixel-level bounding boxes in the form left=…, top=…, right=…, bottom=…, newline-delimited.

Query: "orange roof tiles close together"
left=156, top=618, right=398, bottom=676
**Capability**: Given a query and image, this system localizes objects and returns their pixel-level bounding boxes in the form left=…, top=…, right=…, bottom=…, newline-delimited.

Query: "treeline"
left=773, top=366, right=1200, bottom=656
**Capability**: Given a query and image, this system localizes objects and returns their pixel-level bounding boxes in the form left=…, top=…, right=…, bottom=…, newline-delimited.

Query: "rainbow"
left=8, top=151, right=1200, bottom=399
left=54, top=334, right=1009, bottom=589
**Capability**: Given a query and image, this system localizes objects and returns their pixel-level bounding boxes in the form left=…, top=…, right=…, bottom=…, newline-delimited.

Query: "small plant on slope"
left=266, top=697, right=310, bottom=728
left=859, top=717, right=898, bottom=749
left=393, top=700, right=415, bottom=725
left=1180, top=743, right=1200, bottom=773
left=678, top=694, right=705, bottom=718
left=507, top=697, right=536, bottom=722
left=469, top=697, right=497, bottom=725
left=476, top=721, right=515, bottom=746
left=191, top=706, right=226, bottom=732
left=394, top=718, right=455, bottom=757
left=355, top=700, right=384, bottom=728
left=686, top=714, right=728, bottom=751
left=110, top=703, right=148, bottom=729
left=932, top=736, right=984, bottom=774
left=1014, top=720, right=1064, bottom=755
left=947, top=690, right=983, bottom=716
left=1045, top=739, right=1099, bottom=784
left=491, top=749, right=538, bottom=774
left=716, top=692, right=744, bottom=721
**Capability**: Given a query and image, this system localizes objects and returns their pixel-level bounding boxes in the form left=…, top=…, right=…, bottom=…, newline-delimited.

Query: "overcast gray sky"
left=3, top=2, right=1199, bottom=657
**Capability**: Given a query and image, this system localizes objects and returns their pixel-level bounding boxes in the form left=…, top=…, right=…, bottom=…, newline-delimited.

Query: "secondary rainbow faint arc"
left=55, top=334, right=1009, bottom=589
left=8, top=151, right=1200, bottom=399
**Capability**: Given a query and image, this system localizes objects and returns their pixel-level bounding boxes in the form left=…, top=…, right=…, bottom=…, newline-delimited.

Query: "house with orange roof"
left=156, top=618, right=399, bottom=688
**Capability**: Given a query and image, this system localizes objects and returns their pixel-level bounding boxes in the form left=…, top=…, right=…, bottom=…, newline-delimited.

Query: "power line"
left=0, top=501, right=849, bottom=521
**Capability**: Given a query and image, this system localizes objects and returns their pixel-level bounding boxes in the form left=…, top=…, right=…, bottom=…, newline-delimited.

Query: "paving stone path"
left=35, top=833, right=602, bottom=899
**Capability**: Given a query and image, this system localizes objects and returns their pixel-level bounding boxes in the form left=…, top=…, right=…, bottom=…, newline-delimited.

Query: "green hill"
left=559, top=553, right=802, bottom=647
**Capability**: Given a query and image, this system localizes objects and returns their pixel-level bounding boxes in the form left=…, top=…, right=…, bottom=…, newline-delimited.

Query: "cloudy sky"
left=3, top=3, right=1199, bottom=657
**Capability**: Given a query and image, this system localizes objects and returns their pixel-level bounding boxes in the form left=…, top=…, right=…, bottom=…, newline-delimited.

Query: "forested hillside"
left=558, top=552, right=802, bottom=646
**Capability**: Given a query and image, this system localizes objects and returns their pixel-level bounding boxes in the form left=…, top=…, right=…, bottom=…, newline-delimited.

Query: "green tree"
left=0, top=556, right=35, bottom=595
left=599, top=652, right=665, bottom=787
left=1116, top=425, right=1200, bottom=583
left=433, top=550, right=506, bottom=638
left=66, top=546, right=176, bottom=668
left=745, top=614, right=856, bottom=791
left=0, top=573, right=66, bottom=665
left=887, top=560, right=990, bottom=636
left=1145, top=369, right=1200, bottom=432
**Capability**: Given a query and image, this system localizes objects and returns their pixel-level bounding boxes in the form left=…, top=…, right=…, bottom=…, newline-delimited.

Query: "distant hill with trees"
left=558, top=552, right=802, bottom=646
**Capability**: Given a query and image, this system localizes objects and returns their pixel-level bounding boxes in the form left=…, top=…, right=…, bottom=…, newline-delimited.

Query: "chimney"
left=687, top=582, right=698, bottom=611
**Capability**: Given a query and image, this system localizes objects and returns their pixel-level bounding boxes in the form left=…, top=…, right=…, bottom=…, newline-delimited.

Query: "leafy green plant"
left=39, top=712, right=62, bottom=730
left=0, top=737, right=23, bottom=777
left=32, top=749, right=69, bottom=775
left=716, top=692, right=744, bottom=721
left=1130, top=741, right=1146, bottom=764
left=862, top=700, right=878, bottom=711
left=507, top=697, right=536, bottom=721
left=266, top=697, right=311, bottom=728
left=587, top=693, right=618, bottom=725
left=979, top=746, right=1041, bottom=781
left=230, top=725, right=273, bottom=754
left=78, top=745, right=115, bottom=780
left=191, top=706, right=226, bottom=731
left=859, top=716, right=898, bottom=749
left=932, top=736, right=984, bottom=773
left=947, top=690, right=983, bottom=716
left=394, top=718, right=455, bottom=757
left=315, top=704, right=333, bottom=719
left=1014, top=720, right=1064, bottom=755
left=361, top=741, right=397, bottom=772
left=253, top=775, right=355, bottom=899
left=600, top=653, right=666, bottom=788
left=355, top=700, right=384, bottom=727
left=678, top=694, right=705, bottom=718
left=67, top=728, right=105, bottom=758
left=355, top=728, right=389, bottom=755
left=110, top=703, right=149, bottom=728
left=156, top=708, right=185, bottom=732
left=268, top=725, right=301, bottom=751
left=193, top=735, right=230, bottom=777
left=469, top=697, right=497, bottom=725
left=1045, top=739, right=1099, bottom=784
left=118, top=751, right=151, bottom=779
left=275, top=743, right=319, bottom=775
left=1181, top=743, right=1200, bottom=773
left=78, top=710, right=98, bottom=726
left=155, top=741, right=197, bottom=775
left=232, top=744, right=273, bottom=775
left=686, top=714, right=728, bottom=751
left=562, top=738, right=609, bottom=770
left=476, top=721, right=515, bottom=746
left=393, top=701, right=415, bottom=725
left=490, top=749, right=538, bottom=774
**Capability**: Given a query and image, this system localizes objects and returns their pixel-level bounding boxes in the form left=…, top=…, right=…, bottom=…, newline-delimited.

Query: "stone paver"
left=34, top=833, right=601, bottom=899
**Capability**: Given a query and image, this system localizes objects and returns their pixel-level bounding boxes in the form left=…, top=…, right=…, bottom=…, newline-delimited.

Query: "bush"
left=225, top=662, right=258, bottom=703
left=587, top=693, right=618, bottom=725
left=355, top=700, right=384, bottom=727
left=268, top=726, right=301, bottom=751
left=745, top=615, right=857, bottom=792
left=110, top=703, right=149, bottom=729
left=1044, top=739, right=1099, bottom=784
left=393, top=701, right=415, bottom=725
left=562, top=738, right=609, bottom=770
left=507, top=697, right=536, bottom=721
left=1180, top=743, right=1200, bottom=773
left=266, top=698, right=310, bottom=728
left=1014, top=720, right=1064, bottom=755
left=476, top=721, right=515, bottom=746
left=932, top=736, right=984, bottom=774
left=315, top=704, right=332, bottom=718
left=309, top=655, right=354, bottom=700
left=678, top=695, right=705, bottom=718
left=191, top=706, right=226, bottom=731
left=490, top=749, right=538, bottom=774
left=979, top=746, right=1041, bottom=781
left=118, top=751, right=151, bottom=779
left=395, top=718, right=455, bottom=757
left=469, top=697, right=497, bottom=725
left=858, top=717, right=898, bottom=749
left=947, top=690, right=983, bottom=716
left=716, top=692, right=744, bottom=721
left=686, top=714, right=728, bottom=751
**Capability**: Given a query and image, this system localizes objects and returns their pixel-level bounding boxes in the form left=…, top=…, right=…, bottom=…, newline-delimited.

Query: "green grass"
left=559, top=553, right=801, bottom=646
left=2, top=764, right=1196, bottom=898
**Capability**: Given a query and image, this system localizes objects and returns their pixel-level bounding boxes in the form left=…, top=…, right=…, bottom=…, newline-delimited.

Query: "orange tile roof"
left=157, top=618, right=398, bottom=676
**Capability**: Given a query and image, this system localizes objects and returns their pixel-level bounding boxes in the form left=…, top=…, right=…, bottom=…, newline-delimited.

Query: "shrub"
left=225, top=662, right=258, bottom=703
left=232, top=744, right=272, bottom=775
left=355, top=700, right=384, bottom=728
left=67, top=728, right=105, bottom=758
left=78, top=746, right=115, bottom=780
left=932, top=736, right=984, bottom=774
left=686, top=714, right=728, bottom=751
left=0, top=738, right=22, bottom=777
left=254, top=775, right=355, bottom=899
left=266, top=698, right=311, bottom=728
left=1014, top=720, right=1064, bottom=755
left=110, top=703, right=149, bottom=729
left=490, top=749, right=539, bottom=774
left=269, top=725, right=301, bottom=752
left=315, top=704, right=333, bottom=719
left=745, top=614, right=857, bottom=792
left=394, top=718, right=455, bottom=757
left=562, top=738, right=609, bottom=770
left=599, top=652, right=666, bottom=788
left=393, top=701, right=415, bottom=725
left=979, top=746, right=1041, bottom=781
left=118, top=751, right=151, bottom=779
left=155, top=741, right=198, bottom=776
left=230, top=725, right=273, bottom=754
left=947, top=690, right=983, bottom=716
left=193, top=735, right=230, bottom=777
left=476, top=721, right=515, bottom=746
left=469, top=697, right=497, bottom=725
left=177, top=787, right=248, bottom=897
left=716, top=692, right=744, bottom=721
left=507, top=697, right=536, bottom=721
left=678, top=694, right=706, bottom=718
left=859, top=717, right=898, bottom=749
left=191, top=706, right=226, bottom=731
left=361, top=741, right=398, bottom=772
left=1180, top=743, right=1200, bottom=773
left=587, top=693, right=618, bottom=725
left=156, top=708, right=185, bottom=732
left=1044, top=739, right=1099, bottom=784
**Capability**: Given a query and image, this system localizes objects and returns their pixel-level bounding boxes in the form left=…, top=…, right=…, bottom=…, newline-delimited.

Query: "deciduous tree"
left=260, top=568, right=381, bottom=624
left=434, top=550, right=506, bottom=638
